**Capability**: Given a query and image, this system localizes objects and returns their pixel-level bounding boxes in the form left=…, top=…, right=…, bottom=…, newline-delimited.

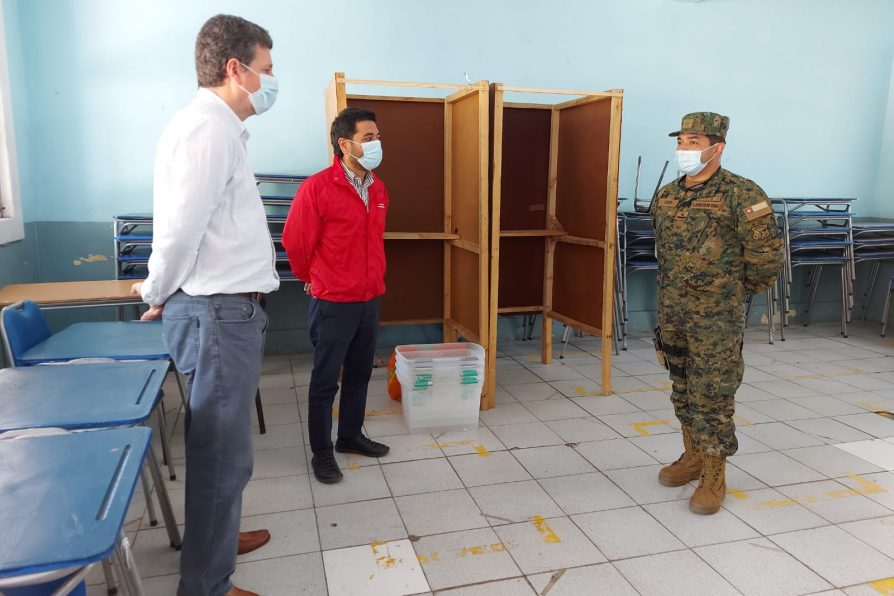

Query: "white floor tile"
left=253, top=423, right=303, bottom=451
left=139, top=574, right=181, bottom=596
left=488, top=421, right=565, bottom=449
left=501, top=381, right=562, bottom=403
left=133, top=525, right=184, bottom=578
left=770, top=525, right=894, bottom=587
left=523, top=398, right=588, bottom=421
left=310, top=465, right=390, bottom=507
left=374, top=433, right=444, bottom=464
left=540, top=472, right=636, bottom=515
left=739, top=422, right=826, bottom=450
left=527, top=563, right=638, bottom=596
left=543, top=417, right=620, bottom=443
left=436, top=577, right=535, bottom=595
left=493, top=516, right=606, bottom=574
left=783, top=445, right=885, bottom=478
left=550, top=380, right=606, bottom=398
left=731, top=451, right=828, bottom=486
left=236, top=552, right=327, bottom=594
left=839, top=515, right=894, bottom=558
left=604, top=465, right=695, bottom=505
left=835, top=439, right=894, bottom=471
left=412, top=527, right=521, bottom=591
left=382, top=458, right=463, bottom=496
left=323, top=539, right=429, bottom=596
left=613, top=549, right=739, bottom=595
left=448, top=451, right=532, bottom=487
left=511, top=445, right=595, bottom=479
left=433, top=427, right=507, bottom=457
left=786, top=418, right=874, bottom=444
left=251, top=446, right=307, bottom=479
left=734, top=383, right=782, bottom=402
left=242, top=474, right=313, bottom=516
left=570, top=395, right=642, bottom=416
left=722, top=487, right=828, bottom=534
left=628, top=432, right=686, bottom=464
left=572, top=506, right=685, bottom=560
left=315, top=497, right=407, bottom=550
left=238, top=509, right=319, bottom=561
left=644, top=499, right=760, bottom=547
left=748, top=398, right=826, bottom=421
left=575, top=438, right=658, bottom=471
left=528, top=362, right=587, bottom=382
left=618, top=390, right=672, bottom=412
left=694, top=537, right=833, bottom=596
left=479, top=403, right=538, bottom=426
left=468, top=480, right=564, bottom=525
left=395, top=489, right=488, bottom=537
left=776, top=480, right=892, bottom=524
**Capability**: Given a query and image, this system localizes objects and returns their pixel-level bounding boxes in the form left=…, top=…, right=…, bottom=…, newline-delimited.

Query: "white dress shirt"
left=141, top=88, right=279, bottom=305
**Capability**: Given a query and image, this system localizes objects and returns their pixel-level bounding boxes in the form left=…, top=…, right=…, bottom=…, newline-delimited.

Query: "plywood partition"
left=489, top=84, right=623, bottom=398
left=324, top=73, right=493, bottom=407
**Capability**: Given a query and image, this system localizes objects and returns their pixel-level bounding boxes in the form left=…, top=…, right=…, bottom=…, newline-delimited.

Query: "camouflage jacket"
left=652, top=168, right=784, bottom=324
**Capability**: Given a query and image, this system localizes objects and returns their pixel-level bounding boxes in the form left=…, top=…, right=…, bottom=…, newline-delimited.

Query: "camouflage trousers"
left=661, top=324, right=745, bottom=457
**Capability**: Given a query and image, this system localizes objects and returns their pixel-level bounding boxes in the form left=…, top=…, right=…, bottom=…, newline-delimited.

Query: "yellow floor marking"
left=348, top=461, right=361, bottom=470
left=758, top=498, right=800, bottom=508
left=848, top=473, right=888, bottom=495
left=870, top=577, right=894, bottom=595
left=474, top=444, right=491, bottom=457
left=574, top=386, right=601, bottom=397
left=728, top=489, right=749, bottom=500
left=370, top=541, right=401, bottom=570
left=531, top=516, right=561, bottom=543
left=733, top=415, right=755, bottom=427
left=631, top=420, right=672, bottom=436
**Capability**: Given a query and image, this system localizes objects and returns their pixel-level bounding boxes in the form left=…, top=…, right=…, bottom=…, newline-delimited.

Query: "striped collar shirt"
left=340, top=159, right=374, bottom=210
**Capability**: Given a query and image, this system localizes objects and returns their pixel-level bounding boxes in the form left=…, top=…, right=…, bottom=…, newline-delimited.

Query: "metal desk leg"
left=114, top=530, right=145, bottom=596
left=882, top=278, right=894, bottom=336
left=255, top=389, right=267, bottom=435
left=146, top=447, right=182, bottom=550
left=140, top=466, right=157, bottom=527
left=156, top=406, right=176, bottom=480
left=102, top=558, right=118, bottom=595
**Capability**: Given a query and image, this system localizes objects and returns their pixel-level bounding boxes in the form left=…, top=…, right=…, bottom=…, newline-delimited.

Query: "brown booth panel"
left=499, top=107, right=552, bottom=230
left=348, top=99, right=445, bottom=233
left=498, top=237, right=545, bottom=309
left=449, top=93, right=483, bottom=242
left=380, top=240, right=444, bottom=323
left=555, top=99, right=612, bottom=240
left=551, top=242, right=606, bottom=331
left=449, top=245, right=481, bottom=339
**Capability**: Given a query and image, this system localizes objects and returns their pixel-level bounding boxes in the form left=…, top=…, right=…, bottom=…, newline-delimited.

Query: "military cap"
left=669, top=112, right=730, bottom=141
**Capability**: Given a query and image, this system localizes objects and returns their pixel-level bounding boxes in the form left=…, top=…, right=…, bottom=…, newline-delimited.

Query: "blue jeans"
left=163, top=292, right=267, bottom=596
left=307, top=297, right=379, bottom=453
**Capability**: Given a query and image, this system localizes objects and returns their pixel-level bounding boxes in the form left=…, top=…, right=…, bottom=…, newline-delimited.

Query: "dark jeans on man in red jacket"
left=307, top=296, right=380, bottom=453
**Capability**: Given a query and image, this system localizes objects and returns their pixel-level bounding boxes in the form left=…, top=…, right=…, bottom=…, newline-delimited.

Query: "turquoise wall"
left=2, top=0, right=894, bottom=346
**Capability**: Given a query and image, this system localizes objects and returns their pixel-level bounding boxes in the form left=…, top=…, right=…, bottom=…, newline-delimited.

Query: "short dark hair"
left=195, top=15, right=273, bottom=88
left=331, top=108, right=377, bottom=157
left=708, top=134, right=726, bottom=146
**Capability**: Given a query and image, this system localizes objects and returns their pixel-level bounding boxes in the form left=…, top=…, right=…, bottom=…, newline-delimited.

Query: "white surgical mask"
left=238, top=62, right=278, bottom=115
left=347, top=139, right=383, bottom=171
left=675, top=143, right=719, bottom=176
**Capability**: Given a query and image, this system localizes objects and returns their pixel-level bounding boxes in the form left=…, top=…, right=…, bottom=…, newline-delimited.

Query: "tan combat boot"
left=689, top=454, right=726, bottom=515
left=658, top=426, right=702, bottom=487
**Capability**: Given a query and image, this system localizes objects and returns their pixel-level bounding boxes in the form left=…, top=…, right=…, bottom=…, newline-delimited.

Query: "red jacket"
left=282, top=157, right=388, bottom=302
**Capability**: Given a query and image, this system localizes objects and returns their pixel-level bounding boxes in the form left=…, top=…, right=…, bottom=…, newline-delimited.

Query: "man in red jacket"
left=282, top=107, right=390, bottom=483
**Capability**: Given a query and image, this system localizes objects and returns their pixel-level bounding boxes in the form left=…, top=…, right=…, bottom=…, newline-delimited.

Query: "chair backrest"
left=1, top=301, right=51, bottom=367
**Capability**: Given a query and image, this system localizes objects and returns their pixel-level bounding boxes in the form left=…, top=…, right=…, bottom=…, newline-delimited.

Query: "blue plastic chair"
left=0, top=301, right=51, bottom=367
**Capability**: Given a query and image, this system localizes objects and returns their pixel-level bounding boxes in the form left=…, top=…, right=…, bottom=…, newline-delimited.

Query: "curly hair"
left=195, top=15, right=272, bottom=88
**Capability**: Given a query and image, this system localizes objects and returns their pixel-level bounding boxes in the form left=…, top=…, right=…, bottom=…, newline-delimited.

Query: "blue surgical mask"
left=675, top=143, right=719, bottom=176
left=347, top=139, right=383, bottom=171
left=239, top=63, right=278, bottom=115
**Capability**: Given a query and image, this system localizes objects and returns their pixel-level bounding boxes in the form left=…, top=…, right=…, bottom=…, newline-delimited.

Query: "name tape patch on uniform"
left=657, top=198, right=678, bottom=208
left=744, top=200, right=772, bottom=221
left=690, top=197, right=723, bottom=212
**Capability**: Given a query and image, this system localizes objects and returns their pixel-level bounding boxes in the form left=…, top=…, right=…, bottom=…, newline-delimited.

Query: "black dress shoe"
left=312, top=451, right=343, bottom=484
left=335, top=435, right=390, bottom=458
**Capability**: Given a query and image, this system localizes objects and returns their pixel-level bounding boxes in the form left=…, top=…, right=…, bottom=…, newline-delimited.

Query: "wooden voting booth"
left=488, top=84, right=623, bottom=398
left=324, top=73, right=493, bottom=405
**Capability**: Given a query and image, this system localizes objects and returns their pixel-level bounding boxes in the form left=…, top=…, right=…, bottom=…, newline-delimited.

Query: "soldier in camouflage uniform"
left=652, top=112, right=784, bottom=514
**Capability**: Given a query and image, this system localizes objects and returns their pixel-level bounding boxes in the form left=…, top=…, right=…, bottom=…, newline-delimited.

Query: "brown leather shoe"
left=689, top=454, right=726, bottom=515
left=237, top=529, right=271, bottom=555
left=225, top=587, right=258, bottom=596
left=658, top=426, right=702, bottom=487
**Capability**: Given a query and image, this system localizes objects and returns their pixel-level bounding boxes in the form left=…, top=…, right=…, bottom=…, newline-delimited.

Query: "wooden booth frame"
left=488, top=84, right=624, bottom=399
left=324, top=73, right=494, bottom=406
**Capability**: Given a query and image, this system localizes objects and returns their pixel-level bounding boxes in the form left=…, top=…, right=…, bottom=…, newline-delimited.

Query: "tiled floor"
left=88, top=320, right=894, bottom=595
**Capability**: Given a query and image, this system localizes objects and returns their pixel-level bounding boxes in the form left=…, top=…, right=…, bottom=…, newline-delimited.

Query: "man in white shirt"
left=131, top=14, right=279, bottom=596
